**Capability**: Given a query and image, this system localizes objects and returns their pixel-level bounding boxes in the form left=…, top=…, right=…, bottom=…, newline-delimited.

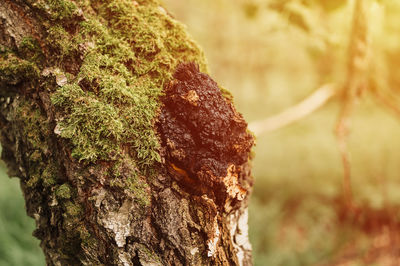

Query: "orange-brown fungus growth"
left=158, top=62, right=254, bottom=211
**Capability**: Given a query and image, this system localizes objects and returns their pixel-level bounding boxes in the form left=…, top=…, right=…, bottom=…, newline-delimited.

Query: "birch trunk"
left=0, top=0, right=254, bottom=265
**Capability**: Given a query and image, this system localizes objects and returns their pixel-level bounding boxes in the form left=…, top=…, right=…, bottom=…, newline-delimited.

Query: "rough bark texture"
left=0, top=0, right=254, bottom=265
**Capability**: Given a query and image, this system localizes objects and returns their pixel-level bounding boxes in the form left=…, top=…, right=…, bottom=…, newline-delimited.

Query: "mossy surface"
left=0, top=53, right=39, bottom=87
left=14, top=99, right=51, bottom=168
left=25, top=0, right=79, bottom=21
left=44, top=0, right=208, bottom=169
left=64, top=201, right=83, bottom=217
left=0, top=0, right=209, bottom=218
left=1, top=0, right=209, bottom=189
left=56, top=184, right=72, bottom=199
left=109, top=159, right=151, bottom=207
left=18, top=37, right=45, bottom=66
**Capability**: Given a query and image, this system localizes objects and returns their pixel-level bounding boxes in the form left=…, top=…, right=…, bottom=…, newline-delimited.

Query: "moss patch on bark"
left=46, top=0, right=207, bottom=167
left=2, top=0, right=207, bottom=168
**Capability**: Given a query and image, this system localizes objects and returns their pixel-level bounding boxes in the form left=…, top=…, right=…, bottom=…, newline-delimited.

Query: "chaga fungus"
left=158, top=62, right=254, bottom=211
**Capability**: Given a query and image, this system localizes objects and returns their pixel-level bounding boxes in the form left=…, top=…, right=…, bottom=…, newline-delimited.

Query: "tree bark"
left=0, top=0, right=254, bottom=265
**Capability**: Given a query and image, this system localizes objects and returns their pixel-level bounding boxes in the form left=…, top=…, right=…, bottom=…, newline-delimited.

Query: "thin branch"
left=335, top=0, right=369, bottom=209
left=249, top=83, right=337, bottom=136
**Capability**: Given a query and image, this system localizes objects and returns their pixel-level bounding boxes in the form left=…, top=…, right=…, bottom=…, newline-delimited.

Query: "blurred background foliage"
left=0, top=147, right=44, bottom=265
left=1, top=0, right=400, bottom=265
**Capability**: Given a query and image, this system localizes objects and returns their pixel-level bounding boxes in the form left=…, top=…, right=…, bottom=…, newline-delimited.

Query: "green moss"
left=127, top=177, right=151, bottom=207
left=53, top=83, right=126, bottom=161
left=46, top=26, right=73, bottom=56
left=136, top=243, right=161, bottom=263
left=219, top=85, right=234, bottom=102
left=0, top=54, right=39, bottom=87
left=110, top=178, right=151, bottom=208
left=56, top=184, right=72, bottom=199
left=64, top=201, right=83, bottom=217
left=18, top=37, right=45, bottom=65
left=49, top=0, right=207, bottom=171
left=16, top=100, right=49, bottom=151
left=109, top=160, right=151, bottom=207
left=42, top=164, right=58, bottom=187
left=5, top=0, right=209, bottom=189
left=49, top=0, right=78, bottom=20
left=27, top=0, right=78, bottom=21
left=77, top=225, right=99, bottom=249
left=29, top=150, right=43, bottom=162
left=10, top=99, right=56, bottom=189
left=26, top=174, right=41, bottom=188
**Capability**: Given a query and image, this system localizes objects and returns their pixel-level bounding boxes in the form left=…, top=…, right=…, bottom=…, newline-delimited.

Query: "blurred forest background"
left=1, top=0, right=400, bottom=265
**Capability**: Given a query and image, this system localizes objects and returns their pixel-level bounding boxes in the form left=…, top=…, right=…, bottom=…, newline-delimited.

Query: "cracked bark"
left=0, top=0, right=254, bottom=265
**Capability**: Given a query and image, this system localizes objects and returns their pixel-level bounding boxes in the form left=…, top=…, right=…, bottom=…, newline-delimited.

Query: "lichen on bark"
left=0, top=0, right=254, bottom=265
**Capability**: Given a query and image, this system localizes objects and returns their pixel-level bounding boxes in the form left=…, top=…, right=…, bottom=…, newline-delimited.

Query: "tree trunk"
left=0, top=0, right=254, bottom=265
